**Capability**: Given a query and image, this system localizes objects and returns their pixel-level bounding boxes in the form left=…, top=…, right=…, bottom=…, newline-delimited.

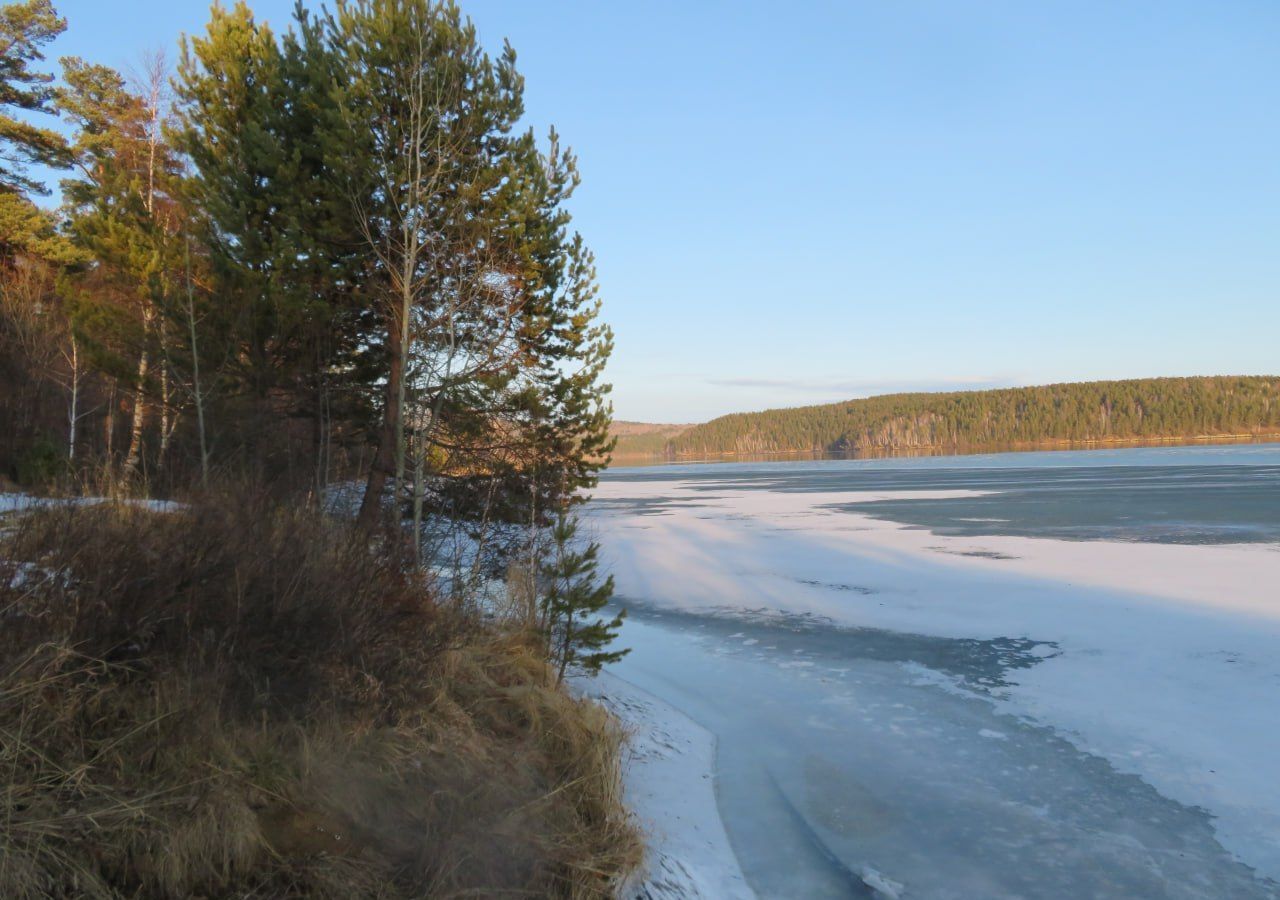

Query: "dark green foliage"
left=14, top=433, right=59, bottom=484
left=540, top=514, right=627, bottom=682
left=168, top=0, right=613, bottom=503
left=644, top=376, right=1280, bottom=457
left=0, top=189, right=74, bottom=262
left=175, top=3, right=368, bottom=434
left=0, top=0, right=615, bottom=497
left=0, top=0, right=67, bottom=194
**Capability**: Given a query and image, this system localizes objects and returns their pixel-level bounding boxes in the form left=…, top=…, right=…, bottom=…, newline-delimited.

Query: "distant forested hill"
left=616, top=376, right=1280, bottom=458
left=610, top=421, right=692, bottom=455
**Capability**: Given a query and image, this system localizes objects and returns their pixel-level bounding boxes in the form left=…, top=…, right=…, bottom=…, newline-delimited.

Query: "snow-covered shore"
left=576, top=671, right=754, bottom=899
left=587, top=473, right=1280, bottom=886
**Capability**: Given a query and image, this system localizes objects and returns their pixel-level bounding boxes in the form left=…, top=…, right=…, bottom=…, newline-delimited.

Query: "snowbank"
left=0, top=492, right=34, bottom=515
left=575, top=672, right=754, bottom=899
left=0, top=493, right=179, bottom=515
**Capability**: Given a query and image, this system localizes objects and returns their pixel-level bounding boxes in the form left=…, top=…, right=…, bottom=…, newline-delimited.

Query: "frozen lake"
left=588, top=444, right=1280, bottom=898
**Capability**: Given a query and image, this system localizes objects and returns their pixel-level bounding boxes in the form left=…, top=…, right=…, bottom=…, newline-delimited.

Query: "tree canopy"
left=0, top=0, right=66, bottom=194
left=0, top=0, right=615, bottom=530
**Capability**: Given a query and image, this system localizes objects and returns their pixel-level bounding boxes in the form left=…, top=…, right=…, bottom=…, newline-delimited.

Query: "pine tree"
left=58, top=57, right=185, bottom=476
left=174, top=4, right=289, bottom=427
left=175, top=2, right=372, bottom=480
left=0, top=0, right=67, bottom=195
left=539, top=514, right=627, bottom=683
left=317, top=0, right=526, bottom=522
left=0, top=191, right=84, bottom=468
left=0, top=3, right=83, bottom=468
left=0, top=188, right=73, bottom=262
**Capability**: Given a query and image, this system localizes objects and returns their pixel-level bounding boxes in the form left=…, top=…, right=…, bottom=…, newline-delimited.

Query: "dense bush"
left=13, top=435, right=62, bottom=486
left=0, top=497, right=639, bottom=898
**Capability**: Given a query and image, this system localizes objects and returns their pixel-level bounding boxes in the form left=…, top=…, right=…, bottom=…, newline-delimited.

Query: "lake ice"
left=588, top=444, right=1280, bottom=898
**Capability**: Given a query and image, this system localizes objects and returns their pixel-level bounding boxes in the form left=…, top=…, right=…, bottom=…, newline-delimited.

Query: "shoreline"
left=575, top=671, right=754, bottom=899
left=610, top=432, right=1280, bottom=466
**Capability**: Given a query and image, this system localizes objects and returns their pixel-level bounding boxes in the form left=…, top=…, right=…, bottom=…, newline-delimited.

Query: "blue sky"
left=50, top=0, right=1280, bottom=422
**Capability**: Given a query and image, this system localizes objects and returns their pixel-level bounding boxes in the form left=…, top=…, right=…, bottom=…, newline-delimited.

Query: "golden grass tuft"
left=0, top=496, right=640, bottom=898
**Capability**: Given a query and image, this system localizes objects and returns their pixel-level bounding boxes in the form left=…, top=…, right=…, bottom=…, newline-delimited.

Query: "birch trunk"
left=66, top=336, right=79, bottom=461
left=123, top=348, right=149, bottom=476
left=185, top=238, right=209, bottom=488
left=158, top=364, right=172, bottom=465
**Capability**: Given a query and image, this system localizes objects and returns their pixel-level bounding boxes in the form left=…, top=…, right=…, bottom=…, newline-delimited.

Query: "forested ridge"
left=620, top=376, right=1280, bottom=457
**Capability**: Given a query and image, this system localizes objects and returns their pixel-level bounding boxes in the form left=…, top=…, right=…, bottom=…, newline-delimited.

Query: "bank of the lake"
left=610, top=432, right=1280, bottom=468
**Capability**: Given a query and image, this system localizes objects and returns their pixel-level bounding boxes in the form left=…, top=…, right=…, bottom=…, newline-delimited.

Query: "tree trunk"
left=66, top=336, right=79, bottom=461
left=123, top=349, right=149, bottom=477
left=183, top=238, right=209, bottom=489
left=313, top=376, right=327, bottom=497
left=394, top=282, right=411, bottom=489
left=557, top=621, right=573, bottom=684
left=358, top=311, right=404, bottom=525
left=411, top=424, right=425, bottom=569
left=158, top=364, right=172, bottom=465
left=104, top=378, right=116, bottom=460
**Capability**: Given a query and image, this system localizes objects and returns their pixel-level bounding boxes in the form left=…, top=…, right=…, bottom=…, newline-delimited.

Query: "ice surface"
left=588, top=447, right=1280, bottom=896
left=609, top=609, right=1277, bottom=898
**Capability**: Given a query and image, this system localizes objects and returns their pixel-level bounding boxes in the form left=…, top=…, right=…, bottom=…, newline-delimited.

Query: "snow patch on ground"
left=574, top=671, right=754, bottom=899
left=0, top=492, right=34, bottom=515
left=0, top=492, right=180, bottom=516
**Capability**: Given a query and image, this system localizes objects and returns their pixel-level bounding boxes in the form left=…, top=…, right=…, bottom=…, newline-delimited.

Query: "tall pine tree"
left=0, top=0, right=66, bottom=196
left=175, top=1, right=371, bottom=481
left=58, top=57, right=184, bottom=476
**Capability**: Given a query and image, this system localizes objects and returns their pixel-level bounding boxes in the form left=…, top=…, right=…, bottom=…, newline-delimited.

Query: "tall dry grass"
left=0, top=496, right=639, bottom=898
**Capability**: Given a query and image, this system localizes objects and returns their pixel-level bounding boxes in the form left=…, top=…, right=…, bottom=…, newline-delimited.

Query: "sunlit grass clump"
left=0, top=498, right=640, bottom=898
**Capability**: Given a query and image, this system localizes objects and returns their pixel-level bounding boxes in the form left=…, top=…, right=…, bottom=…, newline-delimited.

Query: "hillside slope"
left=621, top=376, right=1280, bottom=457
left=611, top=422, right=693, bottom=456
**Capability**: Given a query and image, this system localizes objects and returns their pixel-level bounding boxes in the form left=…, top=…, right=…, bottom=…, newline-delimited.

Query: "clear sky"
left=50, top=0, right=1280, bottom=422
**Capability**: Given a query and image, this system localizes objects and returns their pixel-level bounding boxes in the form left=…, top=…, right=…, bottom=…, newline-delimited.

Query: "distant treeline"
left=619, top=376, right=1280, bottom=457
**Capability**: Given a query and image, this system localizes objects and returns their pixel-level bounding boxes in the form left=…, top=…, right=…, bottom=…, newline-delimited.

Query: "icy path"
left=587, top=470, right=1280, bottom=897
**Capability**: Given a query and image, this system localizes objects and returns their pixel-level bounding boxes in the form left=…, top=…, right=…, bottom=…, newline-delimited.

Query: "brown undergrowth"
left=0, top=497, right=640, bottom=898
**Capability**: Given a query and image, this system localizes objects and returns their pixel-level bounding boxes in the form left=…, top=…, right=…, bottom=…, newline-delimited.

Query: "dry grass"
left=0, top=497, right=640, bottom=898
